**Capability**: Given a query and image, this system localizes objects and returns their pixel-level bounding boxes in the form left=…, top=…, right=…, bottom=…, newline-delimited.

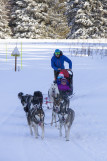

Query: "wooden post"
left=11, top=46, right=20, bottom=72
left=15, top=56, right=17, bottom=71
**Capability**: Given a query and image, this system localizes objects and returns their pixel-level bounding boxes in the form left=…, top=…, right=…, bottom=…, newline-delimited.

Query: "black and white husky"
left=18, top=92, right=33, bottom=112
left=18, top=91, right=44, bottom=138
left=28, top=105, right=45, bottom=139
left=32, top=91, right=43, bottom=107
left=58, top=99, right=75, bottom=141
left=18, top=91, right=43, bottom=111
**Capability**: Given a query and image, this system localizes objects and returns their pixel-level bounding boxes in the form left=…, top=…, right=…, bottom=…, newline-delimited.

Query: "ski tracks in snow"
left=0, top=105, right=29, bottom=161
left=0, top=107, right=18, bottom=127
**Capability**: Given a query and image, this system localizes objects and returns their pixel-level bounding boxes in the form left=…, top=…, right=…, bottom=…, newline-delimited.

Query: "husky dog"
left=48, top=83, right=59, bottom=108
left=51, top=96, right=61, bottom=127
left=32, top=91, right=43, bottom=107
left=58, top=99, right=75, bottom=141
left=28, top=105, right=45, bottom=139
left=18, top=91, right=43, bottom=126
left=18, top=91, right=43, bottom=111
left=18, top=92, right=33, bottom=112
left=60, top=92, right=70, bottom=109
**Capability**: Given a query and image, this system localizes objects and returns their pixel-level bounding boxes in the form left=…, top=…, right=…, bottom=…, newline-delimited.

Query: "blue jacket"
left=51, top=53, right=72, bottom=71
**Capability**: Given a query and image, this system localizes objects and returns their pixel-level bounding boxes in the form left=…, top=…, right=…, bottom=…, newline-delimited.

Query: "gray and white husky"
left=51, top=96, right=61, bottom=127
left=28, top=105, right=45, bottom=139
left=58, top=100, right=75, bottom=141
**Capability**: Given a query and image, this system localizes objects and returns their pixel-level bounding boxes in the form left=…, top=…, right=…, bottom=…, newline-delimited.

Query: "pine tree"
left=67, top=0, right=107, bottom=39
left=0, top=0, right=12, bottom=38
left=9, top=0, right=70, bottom=39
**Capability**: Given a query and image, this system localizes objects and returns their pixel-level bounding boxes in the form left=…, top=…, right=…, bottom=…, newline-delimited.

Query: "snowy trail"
left=0, top=44, right=107, bottom=161
left=0, top=104, right=95, bottom=161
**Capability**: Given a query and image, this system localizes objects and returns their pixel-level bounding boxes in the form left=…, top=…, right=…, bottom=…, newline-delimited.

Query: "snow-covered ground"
left=0, top=41, right=107, bottom=161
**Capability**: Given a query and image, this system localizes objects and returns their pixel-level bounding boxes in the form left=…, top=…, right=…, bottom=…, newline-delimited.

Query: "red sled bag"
left=59, top=69, right=69, bottom=78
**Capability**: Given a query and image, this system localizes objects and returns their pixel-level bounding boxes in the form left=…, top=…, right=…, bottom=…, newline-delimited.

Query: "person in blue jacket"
left=51, top=49, right=72, bottom=81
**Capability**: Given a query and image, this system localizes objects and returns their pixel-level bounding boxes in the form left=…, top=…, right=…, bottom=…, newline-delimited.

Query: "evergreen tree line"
left=66, top=0, right=107, bottom=39
left=0, top=0, right=107, bottom=39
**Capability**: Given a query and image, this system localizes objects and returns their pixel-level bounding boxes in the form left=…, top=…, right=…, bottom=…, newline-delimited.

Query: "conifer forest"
left=0, top=0, right=107, bottom=39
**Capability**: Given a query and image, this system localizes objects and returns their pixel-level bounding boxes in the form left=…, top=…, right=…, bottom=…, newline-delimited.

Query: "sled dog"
left=18, top=92, right=33, bottom=112
left=28, top=105, right=45, bottom=139
left=48, top=83, right=59, bottom=108
left=32, top=91, right=43, bottom=106
left=18, top=91, right=43, bottom=128
left=58, top=100, right=75, bottom=141
left=51, top=96, right=61, bottom=127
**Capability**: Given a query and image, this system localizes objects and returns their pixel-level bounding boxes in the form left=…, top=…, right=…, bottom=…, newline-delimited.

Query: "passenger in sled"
left=57, top=74, right=73, bottom=97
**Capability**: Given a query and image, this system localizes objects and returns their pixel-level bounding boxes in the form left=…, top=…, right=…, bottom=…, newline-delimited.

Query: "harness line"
left=44, top=120, right=59, bottom=126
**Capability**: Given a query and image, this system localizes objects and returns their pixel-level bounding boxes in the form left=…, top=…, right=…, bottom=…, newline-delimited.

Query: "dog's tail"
left=18, top=92, right=23, bottom=98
